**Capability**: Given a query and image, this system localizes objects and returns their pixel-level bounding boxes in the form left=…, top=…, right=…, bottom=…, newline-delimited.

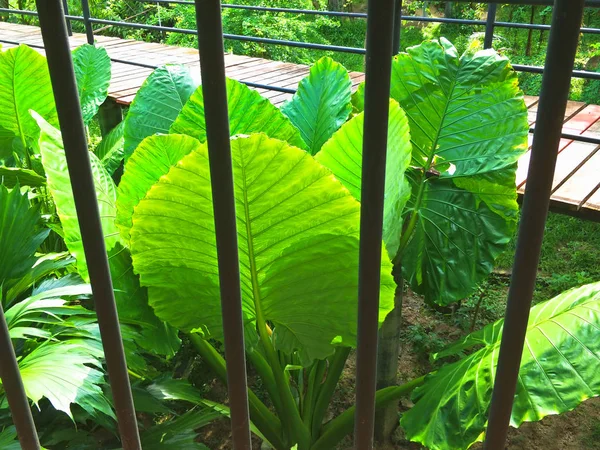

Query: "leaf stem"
left=187, top=334, right=286, bottom=450
left=310, top=346, right=351, bottom=440
left=310, top=376, right=426, bottom=450
left=246, top=347, right=285, bottom=420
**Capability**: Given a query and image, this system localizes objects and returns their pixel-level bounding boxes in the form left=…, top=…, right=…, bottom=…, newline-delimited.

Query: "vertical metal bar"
left=484, top=3, right=497, bottom=49
left=392, top=0, right=403, bottom=54
left=0, top=304, right=41, bottom=450
left=192, top=1, right=252, bottom=449
left=34, top=2, right=141, bottom=449
left=61, top=0, right=72, bottom=36
left=484, top=1, right=585, bottom=448
left=80, top=0, right=94, bottom=44
left=353, top=0, right=396, bottom=447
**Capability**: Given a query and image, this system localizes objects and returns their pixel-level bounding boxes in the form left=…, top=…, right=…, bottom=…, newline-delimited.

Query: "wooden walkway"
left=1, top=21, right=600, bottom=220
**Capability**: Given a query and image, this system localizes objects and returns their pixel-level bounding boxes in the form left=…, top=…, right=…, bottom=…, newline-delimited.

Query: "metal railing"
left=2, top=0, right=600, bottom=156
left=0, top=0, right=595, bottom=449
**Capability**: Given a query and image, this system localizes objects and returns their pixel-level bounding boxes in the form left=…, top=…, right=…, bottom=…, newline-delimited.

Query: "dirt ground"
left=197, top=288, right=600, bottom=450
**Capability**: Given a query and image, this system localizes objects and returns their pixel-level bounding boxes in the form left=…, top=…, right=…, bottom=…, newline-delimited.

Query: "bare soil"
left=197, top=289, right=600, bottom=449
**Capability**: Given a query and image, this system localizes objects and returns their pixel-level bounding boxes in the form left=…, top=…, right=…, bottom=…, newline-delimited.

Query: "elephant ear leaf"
left=170, top=78, right=307, bottom=150
left=281, top=57, right=352, bottom=155
left=401, top=281, right=600, bottom=450
left=72, top=44, right=111, bottom=125
left=34, top=112, right=120, bottom=281
left=315, top=99, right=412, bottom=258
left=108, top=243, right=180, bottom=356
left=0, top=184, right=49, bottom=284
left=0, top=45, right=58, bottom=162
left=116, top=134, right=200, bottom=243
left=124, top=64, right=199, bottom=159
left=0, top=167, right=46, bottom=188
left=129, top=134, right=395, bottom=365
left=390, top=38, right=529, bottom=305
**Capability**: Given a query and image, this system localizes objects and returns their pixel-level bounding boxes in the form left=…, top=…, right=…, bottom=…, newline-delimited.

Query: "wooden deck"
left=1, top=21, right=599, bottom=220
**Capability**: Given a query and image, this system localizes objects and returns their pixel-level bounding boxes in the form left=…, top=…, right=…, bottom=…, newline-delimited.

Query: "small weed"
left=404, top=324, right=448, bottom=358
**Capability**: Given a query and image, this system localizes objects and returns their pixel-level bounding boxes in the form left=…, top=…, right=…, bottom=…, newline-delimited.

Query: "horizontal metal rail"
left=135, top=0, right=600, bottom=35
left=3, top=4, right=600, bottom=79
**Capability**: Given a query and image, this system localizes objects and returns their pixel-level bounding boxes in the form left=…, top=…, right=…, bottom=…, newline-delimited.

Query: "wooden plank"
left=551, top=142, right=600, bottom=192
left=563, top=104, right=600, bottom=134
left=584, top=186, right=600, bottom=211
left=553, top=149, right=600, bottom=207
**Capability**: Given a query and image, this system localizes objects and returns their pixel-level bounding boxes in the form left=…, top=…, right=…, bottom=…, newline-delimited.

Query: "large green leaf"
left=116, top=134, right=200, bottom=243
left=0, top=426, right=21, bottom=450
left=5, top=252, right=74, bottom=306
left=389, top=38, right=529, bottom=305
left=72, top=44, right=111, bottom=125
left=0, top=45, right=58, bottom=161
left=281, top=57, right=352, bottom=155
left=17, top=341, right=114, bottom=420
left=170, top=78, right=307, bottom=150
left=401, top=281, right=600, bottom=450
left=0, top=184, right=49, bottom=284
left=315, top=99, right=412, bottom=258
left=95, top=121, right=125, bottom=175
left=129, top=134, right=395, bottom=365
left=0, top=166, right=46, bottom=188
left=108, top=243, right=180, bottom=356
left=123, top=64, right=199, bottom=159
left=34, top=113, right=120, bottom=281
left=141, top=409, right=214, bottom=450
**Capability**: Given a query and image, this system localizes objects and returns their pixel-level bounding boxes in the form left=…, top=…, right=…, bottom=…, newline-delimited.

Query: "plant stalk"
left=246, top=347, right=285, bottom=419
left=311, top=376, right=426, bottom=450
left=187, top=334, right=286, bottom=450
left=310, top=346, right=351, bottom=440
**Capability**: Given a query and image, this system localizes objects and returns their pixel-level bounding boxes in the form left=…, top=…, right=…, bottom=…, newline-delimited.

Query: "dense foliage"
left=0, top=30, right=599, bottom=450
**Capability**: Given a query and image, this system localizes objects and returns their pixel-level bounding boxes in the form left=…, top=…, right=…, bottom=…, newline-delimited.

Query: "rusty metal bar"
left=191, top=1, right=252, bottom=449
left=484, top=0, right=586, bottom=448
left=0, top=303, right=41, bottom=450
left=353, top=0, right=396, bottom=447
left=34, top=1, right=141, bottom=449
left=392, top=0, right=403, bottom=54
left=484, top=3, right=497, bottom=49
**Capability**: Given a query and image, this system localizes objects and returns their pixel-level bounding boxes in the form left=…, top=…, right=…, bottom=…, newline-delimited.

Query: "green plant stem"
left=311, top=376, right=426, bottom=450
left=187, top=334, right=286, bottom=450
left=240, top=160, right=310, bottom=448
left=254, top=307, right=311, bottom=449
left=246, top=347, right=285, bottom=419
left=301, top=361, right=318, bottom=428
left=310, top=346, right=351, bottom=440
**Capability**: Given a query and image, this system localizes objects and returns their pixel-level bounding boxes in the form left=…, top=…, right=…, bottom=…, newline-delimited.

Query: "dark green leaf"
left=0, top=184, right=49, bottom=284
left=0, top=166, right=46, bottom=188
left=401, top=282, right=600, bottom=450
left=72, top=44, right=111, bottom=124
left=95, top=121, right=125, bottom=175
left=390, top=39, right=529, bottom=305
left=123, top=64, right=199, bottom=159
left=281, top=57, right=352, bottom=154
left=109, top=243, right=180, bottom=356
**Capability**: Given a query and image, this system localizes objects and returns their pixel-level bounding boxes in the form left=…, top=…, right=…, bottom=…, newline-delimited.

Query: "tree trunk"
left=327, top=0, right=343, bottom=12
left=0, top=0, right=8, bottom=20
left=374, top=268, right=404, bottom=443
left=538, top=11, right=546, bottom=53
left=445, top=2, right=453, bottom=18
left=526, top=6, right=535, bottom=57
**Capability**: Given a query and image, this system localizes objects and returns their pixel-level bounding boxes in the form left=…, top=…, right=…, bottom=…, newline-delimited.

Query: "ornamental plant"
left=24, top=38, right=600, bottom=450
